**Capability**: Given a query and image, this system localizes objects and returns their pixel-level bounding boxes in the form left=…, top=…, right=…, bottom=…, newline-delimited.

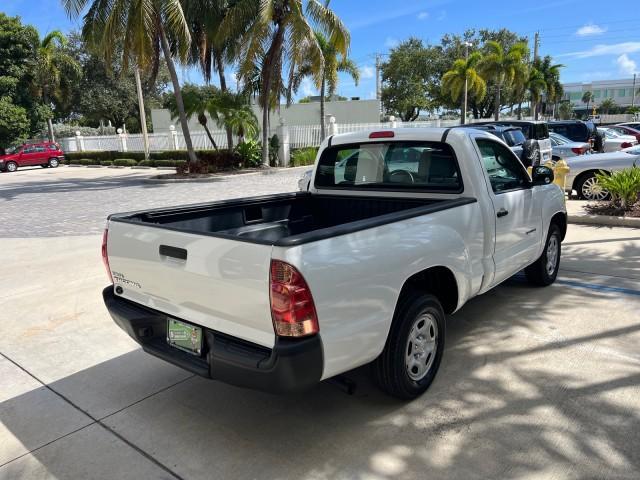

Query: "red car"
left=0, top=141, right=64, bottom=172
left=610, top=125, right=640, bottom=142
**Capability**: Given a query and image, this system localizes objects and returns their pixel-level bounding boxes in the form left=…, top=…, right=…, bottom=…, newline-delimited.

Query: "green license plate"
left=167, top=318, right=202, bottom=355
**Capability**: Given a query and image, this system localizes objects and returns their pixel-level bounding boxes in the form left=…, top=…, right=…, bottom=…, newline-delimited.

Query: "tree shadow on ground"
left=2, top=274, right=639, bottom=479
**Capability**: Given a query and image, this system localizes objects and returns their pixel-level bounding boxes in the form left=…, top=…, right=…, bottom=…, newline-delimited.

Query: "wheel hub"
left=405, top=313, right=438, bottom=381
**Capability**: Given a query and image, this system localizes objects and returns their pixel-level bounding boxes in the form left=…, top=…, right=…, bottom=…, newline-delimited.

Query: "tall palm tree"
left=479, top=40, right=528, bottom=120
left=220, top=0, right=349, bottom=166
left=290, top=31, right=358, bottom=138
left=441, top=52, right=486, bottom=125
left=32, top=31, right=80, bottom=142
left=63, top=0, right=199, bottom=166
left=523, top=67, right=546, bottom=120
left=534, top=55, right=563, bottom=119
left=581, top=91, right=593, bottom=115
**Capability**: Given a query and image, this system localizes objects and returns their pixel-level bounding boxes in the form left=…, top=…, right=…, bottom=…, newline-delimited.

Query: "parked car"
left=454, top=124, right=527, bottom=162
left=101, top=127, right=566, bottom=399
left=597, top=128, right=638, bottom=152
left=616, top=122, right=640, bottom=131
left=472, top=120, right=552, bottom=165
left=564, top=144, right=640, bottom=200
left=549, top=132, right=590, bottom=159
left=609, top=124, right=640, bottom=142
left=547, top=120, right=599, bottom=148
left=0, top=141, right=64, bottom=172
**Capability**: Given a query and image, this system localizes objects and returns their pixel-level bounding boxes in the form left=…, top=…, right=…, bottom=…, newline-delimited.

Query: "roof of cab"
left=328, top=127, right=491, bottom=146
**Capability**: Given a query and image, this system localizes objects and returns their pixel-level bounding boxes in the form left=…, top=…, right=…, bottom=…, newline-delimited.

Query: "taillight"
left=571, top=146, right=587, bottom=155
left=269, top=260, right=318, bottom=337
left=369, top=131, right=394, bottom=139
left=621, top=142, right=633, bottom=149
left=102, top=228, right=113, bottom=283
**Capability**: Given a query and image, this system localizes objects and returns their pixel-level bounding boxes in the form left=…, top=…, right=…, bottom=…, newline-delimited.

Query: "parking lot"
left=1, top=166, right=640, bottom=479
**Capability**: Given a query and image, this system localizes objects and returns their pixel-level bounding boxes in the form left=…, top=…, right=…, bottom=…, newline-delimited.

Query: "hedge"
left=113, top=159, right=138, bottom=167
left=100, top=160, right=113, bottom=166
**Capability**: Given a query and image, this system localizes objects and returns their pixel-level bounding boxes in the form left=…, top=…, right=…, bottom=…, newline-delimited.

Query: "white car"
left=549, top=132, right=590, bottom=159
left=101, top=128, right=566, bottom=399
left=597, top=127, right=638, bottom=152
left=565, top=145, right=640, bottom=200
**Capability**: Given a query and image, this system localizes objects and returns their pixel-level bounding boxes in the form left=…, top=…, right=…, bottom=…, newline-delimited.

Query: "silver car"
left=565, top=145, right=640, bottom=200
left=597, top=128, right=638, bottom=152
left=549, top=132, right=590, bottom=159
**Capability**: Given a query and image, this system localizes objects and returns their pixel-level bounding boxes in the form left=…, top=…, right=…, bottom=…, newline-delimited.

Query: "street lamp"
left=462, top=41, right=473, bottom=125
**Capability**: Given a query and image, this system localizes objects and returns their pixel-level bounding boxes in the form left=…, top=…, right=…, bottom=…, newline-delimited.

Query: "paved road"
left=1, top=166, right=639, bottom=479
left=0, top=166, right=305, bottom=237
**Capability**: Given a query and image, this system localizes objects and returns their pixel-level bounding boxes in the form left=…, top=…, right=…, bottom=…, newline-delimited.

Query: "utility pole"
left=462, top=42, right=472, bottom=125
left=134, top=67, right=150, bottom=161
left=533, top=31, right=539, bottom=120
left=375, top=53, right=383, bottom=119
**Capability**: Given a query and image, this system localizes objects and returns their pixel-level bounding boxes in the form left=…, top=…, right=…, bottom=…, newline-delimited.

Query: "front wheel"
left=525, top=223, right=561, bottom=286
left=577, top=172, right=609, bottom=200
left=4, top=161, right=17, bottom=173
left=372, top=293, right=445, bottom=399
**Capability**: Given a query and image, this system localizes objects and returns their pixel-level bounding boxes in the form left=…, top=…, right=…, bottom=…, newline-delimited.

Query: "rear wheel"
left=525, top=223, right=561, bottom=286
left=576, top=172, right=609, bottom=200
left=4, top=161, right=17, bottom=173
left=372, top=292, right=445, bottom=399
left=48, top=157, right=59, bottom=168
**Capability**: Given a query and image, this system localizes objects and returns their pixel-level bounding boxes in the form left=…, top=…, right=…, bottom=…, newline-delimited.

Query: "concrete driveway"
left=1, top=167, right=640, bottom=479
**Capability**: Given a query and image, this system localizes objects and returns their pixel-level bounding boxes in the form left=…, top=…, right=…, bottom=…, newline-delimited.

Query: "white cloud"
left=558, top=42, right=640, bottom=58
left=437, top=10, right=447, bottom=21
left=385, top=37, right=399, bottom=49
left=360, top=65, right=375, bottom=79
left=417, top=11, right=429, bottom=20
left=576, top=23, right=607, bottom=36
left=617, top=54, right=637, bottom=76
left=300, top=78, right=316, bottom=97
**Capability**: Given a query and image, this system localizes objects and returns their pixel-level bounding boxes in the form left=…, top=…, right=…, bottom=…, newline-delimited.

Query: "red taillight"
left=621, top=142, right=633, bottom=149
left=571, top=146, right=588, bottom=155
left=102, top=228, right=113, bottom=283
left=369, top=131, right=394, bottom=139
left=269, top=260, right=318, bottom=337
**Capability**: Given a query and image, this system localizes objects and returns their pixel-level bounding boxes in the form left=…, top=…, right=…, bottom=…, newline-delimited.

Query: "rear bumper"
left=102, top=286, right=323, bottom=393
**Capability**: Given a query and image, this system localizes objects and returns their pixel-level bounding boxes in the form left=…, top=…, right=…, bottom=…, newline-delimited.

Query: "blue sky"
left=3, top=0, right=640, bottom=99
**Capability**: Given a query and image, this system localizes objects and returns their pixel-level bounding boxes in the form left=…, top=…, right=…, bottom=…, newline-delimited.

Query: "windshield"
left=315, top=141, right=463, bottom=192
left=550, top=132, right=571, bottom=145
left=4, top=146, right=18, bottom=154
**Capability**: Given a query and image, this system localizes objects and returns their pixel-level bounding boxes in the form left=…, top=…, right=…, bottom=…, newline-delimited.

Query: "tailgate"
left=106, top=220, right=275, bottom=348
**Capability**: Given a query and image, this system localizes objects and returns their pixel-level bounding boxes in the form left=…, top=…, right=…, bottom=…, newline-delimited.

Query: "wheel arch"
left=397, top=266, right=459, bottom=315
left=550, top=211, right=567, bottom=241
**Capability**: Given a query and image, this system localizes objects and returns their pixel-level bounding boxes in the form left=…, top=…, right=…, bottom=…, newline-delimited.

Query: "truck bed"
left=111, top=192, right=476, bottom=246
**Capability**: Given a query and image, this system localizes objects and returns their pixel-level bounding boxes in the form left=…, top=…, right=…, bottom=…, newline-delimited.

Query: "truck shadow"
left=1, top=275, right=640, bottom=479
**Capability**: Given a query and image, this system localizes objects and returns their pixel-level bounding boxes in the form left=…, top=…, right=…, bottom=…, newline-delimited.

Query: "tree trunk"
left=216, top=53, right=234, bottom=150
left=47, top=118, right=55, bottom=142
left=200, top=118, right=218, bottom=149
left=460, top=97, right=466, bottom=125
left=320, top=75, right=326, bottom=139
left=517, top=101, right=522, bottom=120
left=259, top=24, right=286, bottom=167
left=158, top=23, right=198, bottom=167
left=494, top=84, right=501, bottom=121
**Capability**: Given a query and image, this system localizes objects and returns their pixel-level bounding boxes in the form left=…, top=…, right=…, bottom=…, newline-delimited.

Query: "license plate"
left=167, top=318, right=202, bottom=355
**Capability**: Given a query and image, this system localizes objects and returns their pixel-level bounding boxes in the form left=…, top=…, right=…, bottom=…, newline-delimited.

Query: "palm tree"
left=479, top=40, right=528, bottom=120
left=600, top=97, right=617, bottom=114
left=221, top=94, right=259, bottom=143
left=535, top=56, right=563, bottom=119
left=441, top=52, right=486, bottom=125
left=166, top=84, right=220, bottom=149
left=220, top=0, right=349, bottom=166
left=64, top=0, right=199, bottom=166
left=290, top=31, right=358, bottom=138
left=582, top=91, right=593, bottom=115
left=32, top=31, right=80, bottom=142
left=524, top=67, right=546, bottom=120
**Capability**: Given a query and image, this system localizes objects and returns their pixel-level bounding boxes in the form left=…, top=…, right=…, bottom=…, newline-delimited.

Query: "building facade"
left=562, top=78, right=638, bottom=113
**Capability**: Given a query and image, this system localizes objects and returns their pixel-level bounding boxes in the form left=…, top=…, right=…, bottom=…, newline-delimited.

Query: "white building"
left=562, top=78, right=638, bottom=113
left=151, top=98, right=382, bottom=134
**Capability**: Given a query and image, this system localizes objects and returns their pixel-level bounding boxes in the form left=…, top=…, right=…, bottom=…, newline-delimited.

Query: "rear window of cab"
left=314, top=141, right=463, bottom=192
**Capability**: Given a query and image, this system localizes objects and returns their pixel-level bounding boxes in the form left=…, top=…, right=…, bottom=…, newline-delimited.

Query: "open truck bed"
left=110, top=192, right=473, bottom=246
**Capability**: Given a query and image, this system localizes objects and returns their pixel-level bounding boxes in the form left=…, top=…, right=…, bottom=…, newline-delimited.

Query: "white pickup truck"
left=102, top=128, right=567, bottom=399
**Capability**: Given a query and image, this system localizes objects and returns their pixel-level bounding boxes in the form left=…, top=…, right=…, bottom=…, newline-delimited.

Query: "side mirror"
left=531, top=165, right=554, bottom=186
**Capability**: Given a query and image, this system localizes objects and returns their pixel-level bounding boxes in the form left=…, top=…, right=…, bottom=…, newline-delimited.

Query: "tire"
left=576, top=172, right=609, bottom=201
left=372, top=292, right=445, bottom=399
left=5, top=161, right=17, bottom=173
left=525, top=223, right=561, bottom=286
left=48, top=157, right=59, bottom=168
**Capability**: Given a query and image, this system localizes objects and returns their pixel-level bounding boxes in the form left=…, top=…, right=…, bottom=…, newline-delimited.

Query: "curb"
left=568, top=214, right=640, bottom=228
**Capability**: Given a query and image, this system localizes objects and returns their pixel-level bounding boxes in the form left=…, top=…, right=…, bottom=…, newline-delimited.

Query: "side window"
left=23, top=147, right=35, bottom=154
left=476, top=138, right=530, bottom=193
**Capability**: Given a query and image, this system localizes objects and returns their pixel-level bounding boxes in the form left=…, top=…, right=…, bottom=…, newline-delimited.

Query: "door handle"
left=496, top=208, right=509, bottom=218
left=159, top=245, right=187, bottom=260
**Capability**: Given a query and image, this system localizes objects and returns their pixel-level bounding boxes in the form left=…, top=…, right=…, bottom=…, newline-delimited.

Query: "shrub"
left=291, top=147, right=318, bottom=167
left=596, top=166, right=640, bottom=210
left=269, top=134, right=280, bottom=166
left=234, top=140, right=261, bottom=167
left=100, top=160, right=113, bottom=166
left=113, top=158, right=138, bottom=167
left=137, top=160, right=155, bottom=167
